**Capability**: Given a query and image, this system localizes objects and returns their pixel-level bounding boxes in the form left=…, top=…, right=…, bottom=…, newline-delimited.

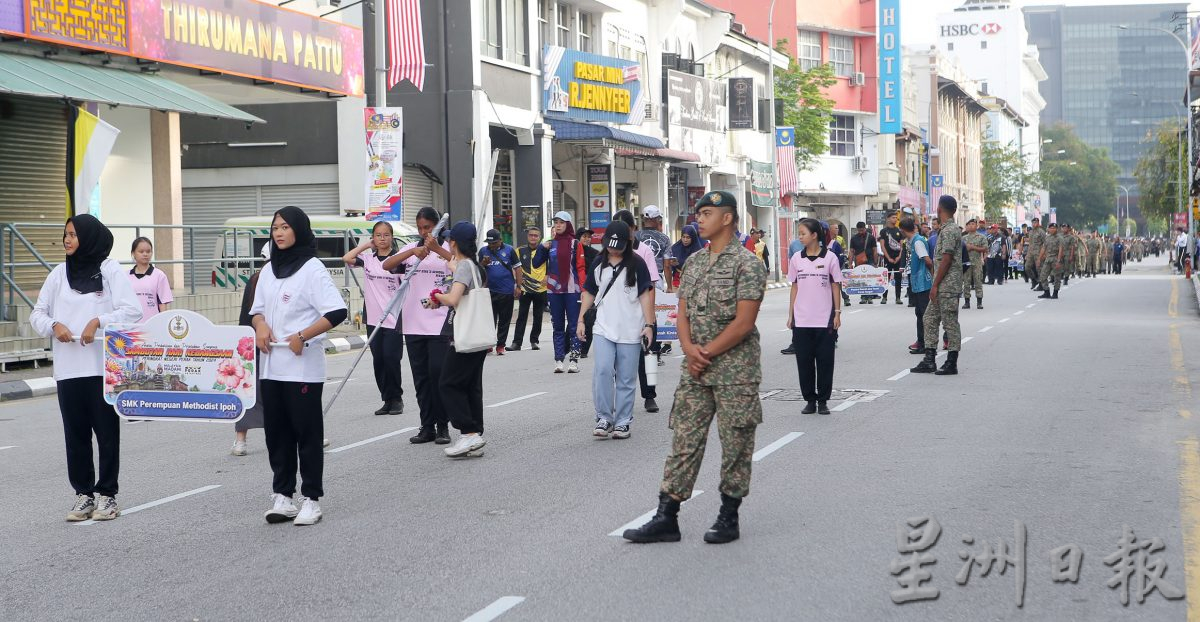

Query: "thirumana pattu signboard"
left=542, top=45, right=645, bottom=124
left=103, top=310, right=256, bottom=422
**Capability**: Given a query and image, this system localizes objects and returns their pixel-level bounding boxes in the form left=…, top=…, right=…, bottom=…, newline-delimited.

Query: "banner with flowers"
left=103, top=310, right=256, bottom=422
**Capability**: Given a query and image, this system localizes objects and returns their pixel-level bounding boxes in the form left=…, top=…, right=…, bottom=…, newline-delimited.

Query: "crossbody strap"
left=592, top=263, right=625, bottom=309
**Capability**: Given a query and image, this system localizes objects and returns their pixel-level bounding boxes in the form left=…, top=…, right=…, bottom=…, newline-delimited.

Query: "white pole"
left=767, top=0, right=781, bottom=282
left=374, top=0, right=388, bottom=108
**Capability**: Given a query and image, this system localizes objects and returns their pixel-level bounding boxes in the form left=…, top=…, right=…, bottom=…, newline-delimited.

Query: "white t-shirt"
left=913, top=239, right=929, bottom=260
left=250, top=258, right=347, bottom=383
left=30, top=259, right=142, bottom=381
left=584, top=258, right=653, bottom=344
left=1178, top=233, right=1188, bottom=249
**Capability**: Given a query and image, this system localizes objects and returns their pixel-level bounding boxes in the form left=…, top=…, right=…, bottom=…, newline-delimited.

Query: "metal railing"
left=0, top=222, right=380, bottom=321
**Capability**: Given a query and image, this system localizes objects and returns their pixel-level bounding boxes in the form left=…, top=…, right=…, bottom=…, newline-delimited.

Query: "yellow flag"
left=73, top=107, right=120, bottom=215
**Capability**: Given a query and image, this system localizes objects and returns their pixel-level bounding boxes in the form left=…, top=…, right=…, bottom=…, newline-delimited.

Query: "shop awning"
left=0, top=52, right=264, bottom=124
left=546, top=118, right=664, bottom=153
left=615, top=147, right=702, bottom=162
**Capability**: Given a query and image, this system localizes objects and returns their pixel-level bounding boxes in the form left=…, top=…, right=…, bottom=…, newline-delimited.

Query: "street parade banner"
left=365, top=107, right=404, bottom=221
left=841, top=265, right=890, bottom=296
left=655, top=292, right=679, bottom=341
left=103, top=310, right=256, bottom=422
left=1009, top=248, right=1024, bottom=270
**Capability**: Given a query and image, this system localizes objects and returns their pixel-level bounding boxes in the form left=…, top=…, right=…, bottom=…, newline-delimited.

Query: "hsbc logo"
left=941, top=23, right=1003, bottom=37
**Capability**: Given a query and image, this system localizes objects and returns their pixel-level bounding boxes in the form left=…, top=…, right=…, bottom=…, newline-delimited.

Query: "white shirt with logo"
left=250, top=257, right=347, bottom=383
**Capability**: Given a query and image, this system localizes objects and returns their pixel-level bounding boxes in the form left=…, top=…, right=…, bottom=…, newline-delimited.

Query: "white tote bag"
left=452, top=262, right=496, bottom=353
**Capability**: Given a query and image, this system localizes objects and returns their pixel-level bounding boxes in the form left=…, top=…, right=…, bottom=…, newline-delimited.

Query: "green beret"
left=695, top=190, right=738, bottom=211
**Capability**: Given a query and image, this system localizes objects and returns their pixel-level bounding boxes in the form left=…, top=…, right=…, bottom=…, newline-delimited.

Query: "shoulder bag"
left=582, top=263, right=625, bottom=328
left=451, top=262, right=497, bottom=353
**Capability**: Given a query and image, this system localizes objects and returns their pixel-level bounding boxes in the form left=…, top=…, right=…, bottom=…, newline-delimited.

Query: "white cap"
left=553, top=211, right=573, bottom=224
left=642, top=205, right=662, bottom=219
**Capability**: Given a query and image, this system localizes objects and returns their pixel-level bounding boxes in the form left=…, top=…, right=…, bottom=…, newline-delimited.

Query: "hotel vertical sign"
left=879, top=0, right=902, bottom=134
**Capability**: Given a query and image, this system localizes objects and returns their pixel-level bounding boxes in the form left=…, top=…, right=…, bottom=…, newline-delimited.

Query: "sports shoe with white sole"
left=444, top=434, right=486, bottom=457
left=593, top=420, right=613, bottom=438
left=567, top=359, right=580, bottom=373
left=230, top=440, right=247, bottom=456
left=264, top=493, right=299, bottom=524
left=293, top=497, right=322, bottom=526
left=92, top=495, right=119, bottom=521
left=611, top=425, right=631, bottom=439
left=66, top=494, right=95, bottom=522
left=554, top=361, right=565, bottom=373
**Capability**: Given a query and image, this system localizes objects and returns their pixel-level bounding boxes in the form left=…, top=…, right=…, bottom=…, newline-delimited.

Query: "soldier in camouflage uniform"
left=961, top=219, right=987, bottom=309
left=1038, top=223, right=1064, bottom=298
left=1085, top=233, right=1100, bottom=277
left=911, top=195, right=963, bottom=376
left=623, top=190, right=767, bottom=545
left=1025, top=217, right=1046, bottom=290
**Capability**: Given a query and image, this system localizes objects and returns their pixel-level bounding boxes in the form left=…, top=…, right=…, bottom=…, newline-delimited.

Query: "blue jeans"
left=548, top=292, right=581, bottom=361
left=591, top=335, right=640, bottom=427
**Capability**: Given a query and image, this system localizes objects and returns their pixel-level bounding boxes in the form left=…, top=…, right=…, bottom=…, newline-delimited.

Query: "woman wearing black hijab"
left=250, top=207, right=348, bottom=526
left=30, top=214, right=141, bottom=522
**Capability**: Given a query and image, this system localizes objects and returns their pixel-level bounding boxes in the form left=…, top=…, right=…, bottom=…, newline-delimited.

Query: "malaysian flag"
left=387, top=0, right=426, bottom=91
left=776, top=127, right=798, bottom=197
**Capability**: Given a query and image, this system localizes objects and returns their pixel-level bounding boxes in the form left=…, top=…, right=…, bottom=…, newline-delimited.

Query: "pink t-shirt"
left=788, top=250, right=844, bottom=328
left=398, top=241, right=451, bottom=336
left=356, top=250, right=401, bottom=329
left=633, top=242, right=661, bottom=283
left=127, top=268, right=173, bottom=323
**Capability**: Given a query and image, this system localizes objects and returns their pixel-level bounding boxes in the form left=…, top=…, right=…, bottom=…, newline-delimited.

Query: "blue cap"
left=449, top=221, right=477, bottom=244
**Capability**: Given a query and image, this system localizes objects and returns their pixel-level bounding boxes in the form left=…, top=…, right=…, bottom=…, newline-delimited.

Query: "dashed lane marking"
left=998, top=318, right=1010, bottom=323
left=962, top=337, right=974, bottom=344
left=76, top=485, right=220, bottom=526
left=463, top=596, right=526, bottom=622
left=1026, top=304, right=1036, bottom=309
left=753, top=432, right=806, bottom=461
left=487, top=392, right=547, bottom=408
left=0, top=446, right=14, bottom=451
left=887, top=370, right=910, bottom=381
left=1014, top=310, right=1024, bottom=316
left=325, top=428, right=419, bottom=454
left=979, top=326, right=993, bottom=333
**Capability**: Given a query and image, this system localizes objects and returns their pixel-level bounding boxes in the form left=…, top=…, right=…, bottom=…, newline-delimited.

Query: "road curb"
left=0, top=334, right=369, bottom=403
left=1192, top=274, right=1200, bottom=313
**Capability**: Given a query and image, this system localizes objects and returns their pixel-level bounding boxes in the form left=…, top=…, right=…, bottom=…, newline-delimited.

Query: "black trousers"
left=367, top=324, right=404, bottom=402
left=490, top=292, right=514, bottom=348
left=911, top=290, right=930, bottom=345
left=637, top=326, right=659, bottom=400
left=405, top=334, right=450, bottom=429
left=440, top=348, right=487, bottom=434
left=581, top=307, right=596, bottom=357
left=792, top=327, right=836, bottom=402
left=57, top=376, right=119, bottom=497
left=261, top=379, right=324, bottom=500
left=886, top=262, right=903, bottom=299
left=512, top=291, right=546, bottom=346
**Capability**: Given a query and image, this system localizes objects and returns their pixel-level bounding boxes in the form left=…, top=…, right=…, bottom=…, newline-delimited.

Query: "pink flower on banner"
left=216, top=359, right=247, bottom=391
left=105, top=372, right=121, bottom=386
left=237, top=337, right=255, bottom=361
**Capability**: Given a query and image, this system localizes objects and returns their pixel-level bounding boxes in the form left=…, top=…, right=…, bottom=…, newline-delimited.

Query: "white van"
left=210, top=216, right=420, bottom=289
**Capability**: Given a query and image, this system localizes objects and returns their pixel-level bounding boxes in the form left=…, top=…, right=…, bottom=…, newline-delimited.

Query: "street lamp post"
left=1118, top=23, right=1192, bottom=243
left=767, top=0, right=781, bottom=282
left=1117, top=184, right=1131, bottom=236
left=1130, top=92, right=1185, bottom=237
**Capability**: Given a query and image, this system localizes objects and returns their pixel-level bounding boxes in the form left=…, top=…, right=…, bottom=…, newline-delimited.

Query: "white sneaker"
left=230, top=440, right=247, bottom=456
left=294, top=497, right=322, bottom=526
left=92, top=495, right=119, bottom=521
left=567, top=360, right=580, bottom=373
left=264, top=493, right=299, bottom=524
left=554, top=361, right=565, bottom=373
left=444, top=434, right=486, bottom=457
left=66, top=494, right=95, bottom=522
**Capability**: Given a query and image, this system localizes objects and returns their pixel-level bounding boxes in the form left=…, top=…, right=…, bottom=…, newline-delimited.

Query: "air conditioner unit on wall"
left=852, top=156, right=870, bottom=172
left=851, top=72, right=866, bottom=87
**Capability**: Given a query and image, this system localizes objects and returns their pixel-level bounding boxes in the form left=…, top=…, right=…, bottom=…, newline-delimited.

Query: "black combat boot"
left=910, top=348, right=938, bottom=373
left=703, top=494, right=742, bottom=544
left=409, top=427, right=436, bottom=444
left=1051, top=288, right=1060, bottom=299
left=962, top=298, right=970, bottom=309
left=434, top=423, right=451, bottom=445
left=623, top=493, right=682, bottom=543
left=1038, top=289, right=1051, bottom=299
left=976, top=297, right=983, bottom=310
left=935, top=351, right=959, bottom=376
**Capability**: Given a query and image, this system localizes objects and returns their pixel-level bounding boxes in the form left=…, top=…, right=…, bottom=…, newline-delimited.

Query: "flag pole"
left=374, top=0, right=387, bottom=107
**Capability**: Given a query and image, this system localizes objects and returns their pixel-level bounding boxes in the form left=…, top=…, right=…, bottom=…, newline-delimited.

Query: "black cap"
left=602, top=221, right=631, bottom=251
left=695, top=190, right=737, bottom=211
left=485, top=229, right=501, bottom=243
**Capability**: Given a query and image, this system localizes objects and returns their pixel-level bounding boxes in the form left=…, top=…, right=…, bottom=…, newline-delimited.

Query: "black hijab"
left=269, top=206, right=318, bottom=279
left=64, top=214, right=113, bottom=294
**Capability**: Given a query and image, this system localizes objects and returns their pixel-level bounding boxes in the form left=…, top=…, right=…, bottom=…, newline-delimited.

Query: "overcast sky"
left=903, top=0, right=1198, bottom=46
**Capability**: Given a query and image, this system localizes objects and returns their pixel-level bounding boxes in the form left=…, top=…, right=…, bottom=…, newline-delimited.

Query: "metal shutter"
left=0, top=96, right=69, bottom=292
left=181, top=186, right=258, bottom=288
left=403, top=169, right=436, bottom=228
left=260, top=184, right=340, bottom=216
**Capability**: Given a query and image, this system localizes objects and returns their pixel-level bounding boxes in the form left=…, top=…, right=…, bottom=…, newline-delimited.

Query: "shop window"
left=829, top=34, right=854, bottom=77
left=799, top=30, right=822, bottom=71
left=480, top=0, right=529, bottom=65
left=577, top=11, right=593, bottom=53
left=556, top=2, right=570, bottom=47
left=829, top=115, right=856, bottom=157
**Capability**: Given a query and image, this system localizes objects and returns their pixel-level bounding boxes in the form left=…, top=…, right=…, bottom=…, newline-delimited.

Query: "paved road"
left=1, top=255, right=1196, bottom=621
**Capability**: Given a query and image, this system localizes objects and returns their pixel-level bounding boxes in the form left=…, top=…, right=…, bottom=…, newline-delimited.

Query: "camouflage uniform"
left=661, top=240, right=768, bottom=501
left=1085, top=237, right=1100, bottom=276
left=923, top=220, right=963, bottom=351
left=1026, top=226, right=1046, bottom=285
left=962, top=230, right=988, bottom=303
left=1040, top=231, right=1063, bottom=290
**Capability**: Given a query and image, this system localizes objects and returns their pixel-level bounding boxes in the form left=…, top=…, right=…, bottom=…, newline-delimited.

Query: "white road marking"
left=0, top=445, right=14, bottom=451
left=486, top=392, right=547, bottom=408
left=887, top=369, right=910, bottom=381
left=76, top=485, right=220, bottom=526
left=998, top=318, right=1010, bottom=323
left=848, top=309, right=865, bottom=315
left=778, top=328, right=791, bottom=332
left=1026, top=303, right=1036, bottom=308
left=753, top=432, right=805, bottom=462
left=1014, top=310, right=1024, bottom=316
left=610, top=491, right=705, bottom=536
left=326, top=378, right=354, bottom=386
left=979, top=326, right=993, bottom=333
left=832, top=401, right=856, bottom=412
left=463, top=596, right=526, bottom=622
left=962, top=337, right=974, bottom=344
left=325, top=427, right=419, bottom=454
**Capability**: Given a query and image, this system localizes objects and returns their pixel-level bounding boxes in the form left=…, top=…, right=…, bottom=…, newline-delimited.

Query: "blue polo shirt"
left=479, top=244, right=518, bottom=294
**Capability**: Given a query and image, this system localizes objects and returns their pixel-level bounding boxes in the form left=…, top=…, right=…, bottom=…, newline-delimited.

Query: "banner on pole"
left=365, top=107, right=404, bottom=221
left=841, top=265, right=889, bottom=296
left=655, top=292, right=679, bottom=341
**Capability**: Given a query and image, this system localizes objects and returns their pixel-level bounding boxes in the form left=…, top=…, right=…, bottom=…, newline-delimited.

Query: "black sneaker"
left=817, top=401, right=831, bottom=415
left=612, top=425, right=631, bottom=439
left=434, top=424, right=451, bottom=445
left=781, top=345, right=795, bottom=355
left=373, top=402, right=390, bottom=416
left=593, top=420, right=613, bottom=438
left=387, top=399, right=404, bottom=415
left=409, top=427, right=435, bottom=444
left=531, top=343, right=541, bottom=350
left=645, top=398, right=660, bottom=413
left=801, top=401, right=817, bottom=415
left=509, top=344, right=522, bottom=351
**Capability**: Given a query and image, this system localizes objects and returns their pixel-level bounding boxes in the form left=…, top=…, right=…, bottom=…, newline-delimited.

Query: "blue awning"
left=546, top=118, right=665, bottom=151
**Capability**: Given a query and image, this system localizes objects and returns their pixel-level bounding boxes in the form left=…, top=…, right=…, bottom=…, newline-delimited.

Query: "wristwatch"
left=297, top=330, right=307, bottom=343
left=644, top=323, right=655, bottom=329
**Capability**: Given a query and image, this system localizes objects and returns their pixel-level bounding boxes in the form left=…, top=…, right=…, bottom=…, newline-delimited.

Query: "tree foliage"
left=981, top=138, right=1042, bottom=221
left=774, top=41, right=836, bottom=172
left=1132, top=119, right=1186, bottom=221
left=1040, top=123, right=1120, bottom=228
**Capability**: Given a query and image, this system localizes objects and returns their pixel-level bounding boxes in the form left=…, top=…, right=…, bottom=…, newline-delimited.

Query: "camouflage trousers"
left=661, top=380, right=761, bottom=500
left=1087, top=252, right=1098, bottom=275
left=1040, top=259, right=1061, bottom=289
left=1025, top=256, right=1039, bottom=283
left=962, top=263, right=984, bottom=299
left=922, top=292, right=962, bottom=351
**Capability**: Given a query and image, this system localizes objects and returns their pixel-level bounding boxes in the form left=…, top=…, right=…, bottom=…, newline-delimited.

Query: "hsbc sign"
left=941, top=23, right=1003, bottom=37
